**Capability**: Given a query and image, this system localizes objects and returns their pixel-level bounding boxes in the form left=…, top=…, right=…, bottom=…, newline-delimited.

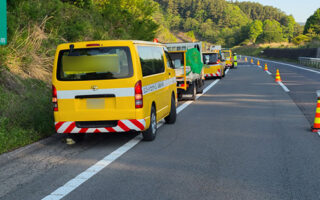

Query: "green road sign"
left=0, top=0, right=7, bottom=45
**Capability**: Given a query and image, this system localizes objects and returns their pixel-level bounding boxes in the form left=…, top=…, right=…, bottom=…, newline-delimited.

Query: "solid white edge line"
left=266, top=71, right=272, bottom=75
left=42, top=78, right=221, bottom=200
left=249, top=56, right=320, bottom=74
left=277, top=81, right=290, bottom=92
left=318, top=131, right=320, bottom=137
left=225, top=68, right=230, bottom=75
left=257, top=65, right=261, bottom=68
left=42, top=136, right=142, bottom=200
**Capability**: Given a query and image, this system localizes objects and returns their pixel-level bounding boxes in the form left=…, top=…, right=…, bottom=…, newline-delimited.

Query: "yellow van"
left=52, top=40, right=177, bottom=141
left=202, top=52, right=225, bottom=79
left=221, top=49, right=233, bottom=68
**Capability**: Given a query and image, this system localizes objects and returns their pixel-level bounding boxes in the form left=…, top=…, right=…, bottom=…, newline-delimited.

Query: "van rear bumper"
left=205, top=69, right=222, bottom=78
left=54, top=119, right=146, bottom=134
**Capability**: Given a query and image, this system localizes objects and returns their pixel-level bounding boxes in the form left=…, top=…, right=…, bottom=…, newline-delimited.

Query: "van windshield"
left=203, top=53, right=219, bottom=64
left=57, top=47, right=133, bottom=81
left=222, top=52, right=231, bottom=58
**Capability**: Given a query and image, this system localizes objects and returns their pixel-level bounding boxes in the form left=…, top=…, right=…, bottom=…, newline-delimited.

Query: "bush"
left=292, top=35, right=311, bottom=45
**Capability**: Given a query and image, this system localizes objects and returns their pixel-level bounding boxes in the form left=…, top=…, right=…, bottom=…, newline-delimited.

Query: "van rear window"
left=57, top=47, right=133, bottom=81
left=222, top=52, right=231, bottom=58
left=203, top=53, right=219, bottom=64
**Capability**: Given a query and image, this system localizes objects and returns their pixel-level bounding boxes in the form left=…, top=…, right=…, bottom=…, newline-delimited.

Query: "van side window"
left=137, top=46, right=165, bottom=76
left=164, top=51, right=174, bottom=69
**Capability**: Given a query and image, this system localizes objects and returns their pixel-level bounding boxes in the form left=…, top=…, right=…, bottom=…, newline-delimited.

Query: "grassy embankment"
left=0, top=0, right=166, bottom=154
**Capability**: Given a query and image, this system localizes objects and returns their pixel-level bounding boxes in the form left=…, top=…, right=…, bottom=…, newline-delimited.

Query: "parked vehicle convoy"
left=202, top=51, right=225, bottom=79
left=166, top=42, right=204, bottom=100
left=52, top=40, right=177, bottom=141
left=221, top=49, right=234, bottom=68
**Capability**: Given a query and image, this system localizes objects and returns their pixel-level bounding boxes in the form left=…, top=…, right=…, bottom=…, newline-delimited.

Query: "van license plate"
left=87, top=99, right=105, bottom=109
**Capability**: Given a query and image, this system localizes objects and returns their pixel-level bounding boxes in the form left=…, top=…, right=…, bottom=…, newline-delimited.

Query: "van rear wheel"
left=142, top=106, right=157, bottom=141
left=196, top=80, right=203, bottom=94
left=188, top=82, right=196, bottom=101
left=165, top=95, right=176, bottom=124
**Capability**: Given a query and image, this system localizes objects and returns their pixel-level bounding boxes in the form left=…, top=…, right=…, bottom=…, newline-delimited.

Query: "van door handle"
left=75, top=94, right=116, bottom=99
left=169, top=72, right=171, bottom=75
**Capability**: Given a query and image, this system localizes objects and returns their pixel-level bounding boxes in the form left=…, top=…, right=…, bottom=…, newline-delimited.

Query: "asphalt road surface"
left=245, top=56, right=320, bottom=125
left=1, top=63, right=320, bottom=200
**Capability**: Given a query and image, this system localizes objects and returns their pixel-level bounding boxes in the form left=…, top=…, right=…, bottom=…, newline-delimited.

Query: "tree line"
left=154, top=0, right=319, bottom=47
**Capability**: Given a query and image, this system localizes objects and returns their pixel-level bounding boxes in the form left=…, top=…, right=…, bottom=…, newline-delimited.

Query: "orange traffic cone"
left=275, top=69, right=282, bottom=82
left=251, top=59, right=253, bottom=64
left=245, top=57, right=247, bottom=62
left=311, top=90, right=320, bottom=133
left=257, top=60, right=260, bottom=66
left=264, top=63, right=268, bottom=71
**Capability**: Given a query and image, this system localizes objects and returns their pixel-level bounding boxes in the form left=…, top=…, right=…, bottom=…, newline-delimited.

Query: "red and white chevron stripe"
left=54, top=119, right=146, bottom=134
left=205, top=69, right=221, bottom=78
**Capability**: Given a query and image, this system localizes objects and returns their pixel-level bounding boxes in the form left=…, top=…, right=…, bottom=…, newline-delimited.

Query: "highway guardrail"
left=299, top=57, right=320, bottom=69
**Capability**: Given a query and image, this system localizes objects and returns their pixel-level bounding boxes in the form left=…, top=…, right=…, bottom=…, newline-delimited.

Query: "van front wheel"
left=165, top=95, right=176, bottom=124
left=142, top=106, right=157, bottom=141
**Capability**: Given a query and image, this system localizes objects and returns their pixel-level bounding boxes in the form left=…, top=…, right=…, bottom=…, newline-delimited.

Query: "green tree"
left=248, top=20, right=263, bottom=43
left=183, top=17, right=199, bottom=31
left=95, top=0, right=158, bottom=40
left=222, top=4, right=249, bottom=28
left=282, top=15, right=295, bottom=41
left=304, top=8, right=320, bottom=34
left=259, top=19, right=284, bottom=43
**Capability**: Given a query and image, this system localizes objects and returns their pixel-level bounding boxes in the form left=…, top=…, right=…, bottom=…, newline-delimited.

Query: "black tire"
left=222, top=68, right=225, bottom=77
left=70, top=133, right=85, bottom=142
left=142, top=106, right=157, bottom=141
left=165, top=95, right=176, bottom=124
left=196, top=80, right=203, bottom=94
left=178, top=93, right=182, bottom=101
left=190, top=82, right=196, bottom=101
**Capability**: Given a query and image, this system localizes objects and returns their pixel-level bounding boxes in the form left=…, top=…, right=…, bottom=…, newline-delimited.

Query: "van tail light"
left=135, top=80, right=143, bottom=108
left=52, top=85, right=58, bottom=111
left=217, top=59, right=220, bottom=64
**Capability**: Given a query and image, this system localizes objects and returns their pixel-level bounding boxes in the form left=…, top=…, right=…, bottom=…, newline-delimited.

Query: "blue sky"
left=235, top=0, right=319, bottom=22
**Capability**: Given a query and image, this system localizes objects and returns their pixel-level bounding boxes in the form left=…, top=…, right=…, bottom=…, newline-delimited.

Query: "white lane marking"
left=277, top=81, right=290, bottom=92
left=257, top=65, right=262, bottom=68
left=176, top=101, right=193, bottom=114
left=318, top=131, right=320, bottom=137
left=266, top=71, right=272, bottom=75
left=42, top=137, right=142, bottom=200
left=42, top=78, right=221, bottom=200
left=249, top=56, right=320, bottom=74
left=225, top=68, right=230, bottom=75
left=176, top=79, right=220, bottom=114
left=203, top=79, right=220, bottom=94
